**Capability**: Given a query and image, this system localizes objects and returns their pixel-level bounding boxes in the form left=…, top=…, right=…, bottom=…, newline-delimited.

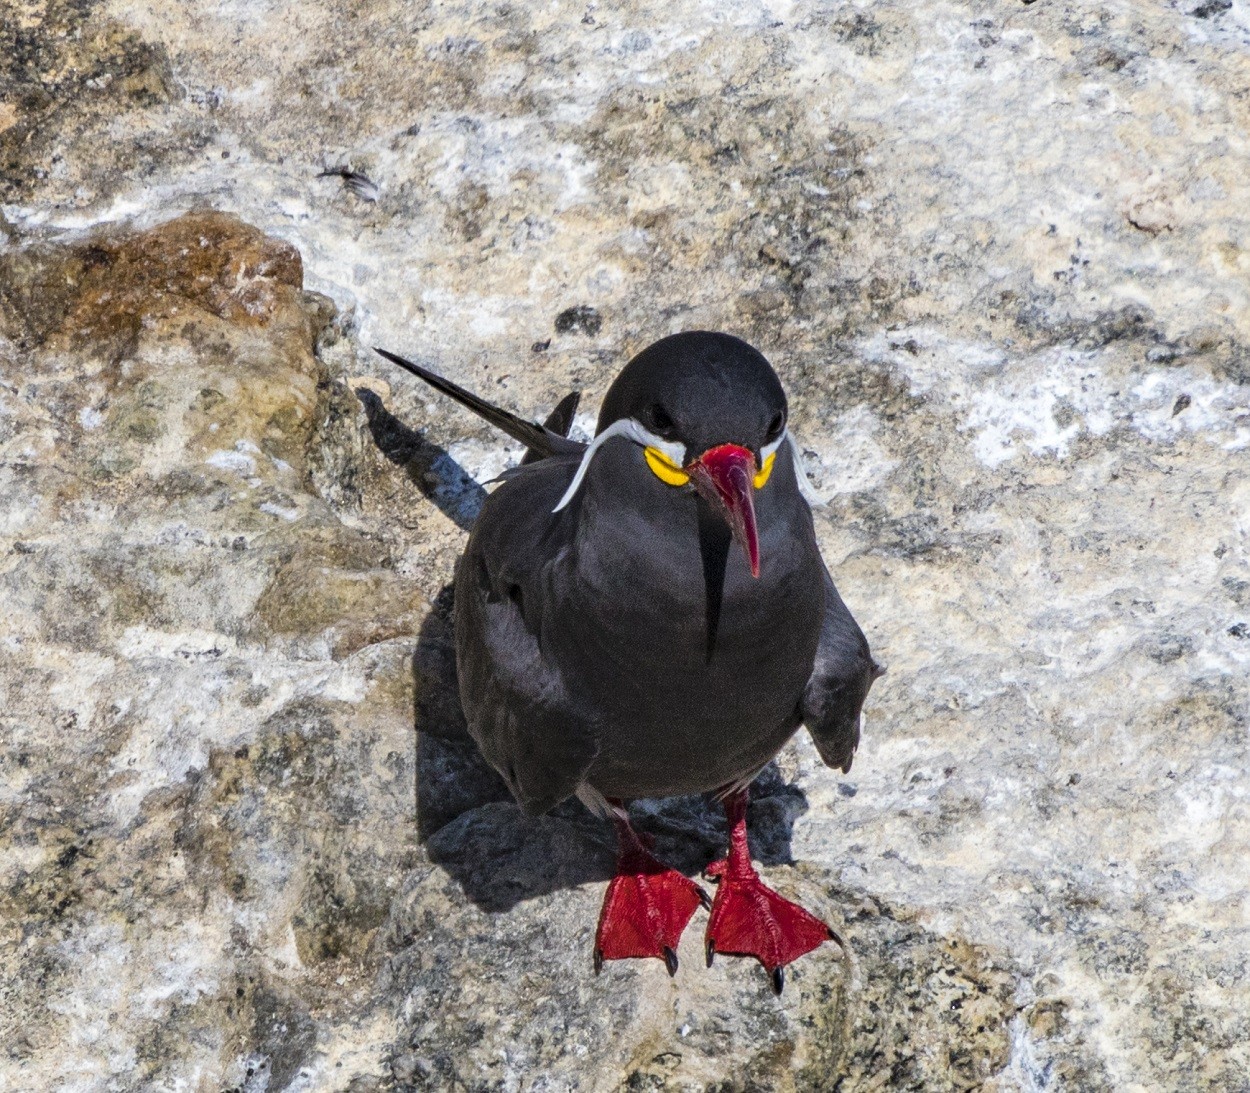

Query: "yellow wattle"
left=644, top=446, right=691, bottom=486
left=753, top=450, right=776, bottom=489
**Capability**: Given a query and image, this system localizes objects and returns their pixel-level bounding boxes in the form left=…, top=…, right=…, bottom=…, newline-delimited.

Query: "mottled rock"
left=0, top=0, right=176, bottom=204
left=383, top=794, right=1015, bottom=1092
left=3, top=0, right=1250, bottom=1090
left=0, top=213, right=418, bottom=1089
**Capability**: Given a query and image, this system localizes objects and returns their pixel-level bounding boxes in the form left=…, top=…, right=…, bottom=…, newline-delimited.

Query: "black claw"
left=697, top=885, right=713, bottom=910
left=593, top=948, right=603, bottom=976
left=705, top=937, right=716, bottom=967
left=770, top=966, right=785, bottom=995
left=663, top=946, right=679, bottom=977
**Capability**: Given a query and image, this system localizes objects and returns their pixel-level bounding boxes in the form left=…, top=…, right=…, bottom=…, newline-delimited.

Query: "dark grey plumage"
left=378, top=332, right=879, bottom=816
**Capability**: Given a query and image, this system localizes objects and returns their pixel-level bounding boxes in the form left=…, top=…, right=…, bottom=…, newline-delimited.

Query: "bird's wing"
left=453, top=458, right=599, bottom=815
left=521, top=390, right=581, bottom=464
left=800, top=567, right=883, bottom=774
left=374, top=348, right=584, bottom=462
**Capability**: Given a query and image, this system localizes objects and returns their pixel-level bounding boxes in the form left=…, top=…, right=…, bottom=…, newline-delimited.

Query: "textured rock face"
left=0, top=211, right=421, bottom=1089
left=3, top=0, right=1249, bottom=1090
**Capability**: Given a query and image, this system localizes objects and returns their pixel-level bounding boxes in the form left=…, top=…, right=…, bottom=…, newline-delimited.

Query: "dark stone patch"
left=1191, top=0, right=1232, bottom=18
left=249, top=987, right=317, bottom=1091
left=1143, top=632, right=1195, bottom=665
left=1217, top=348, right=1250, bottom=386
left=555, top=305, right=603, bottom=336
left=0, top=0, right=176, bottom=202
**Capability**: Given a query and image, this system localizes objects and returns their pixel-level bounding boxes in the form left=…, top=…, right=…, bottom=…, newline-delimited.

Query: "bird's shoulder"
left=465, top=454, right=580, bottom=589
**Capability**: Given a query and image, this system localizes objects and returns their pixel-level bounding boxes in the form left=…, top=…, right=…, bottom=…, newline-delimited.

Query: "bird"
left=374, top=331, right=882, bottom=993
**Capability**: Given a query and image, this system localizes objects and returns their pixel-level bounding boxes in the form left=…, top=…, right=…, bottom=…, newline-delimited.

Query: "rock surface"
left=2, top=1, right=1249, bottom=1090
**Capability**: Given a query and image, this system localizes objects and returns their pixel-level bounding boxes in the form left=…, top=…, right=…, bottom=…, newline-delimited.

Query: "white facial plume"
left=552, top=418, right=686, bottom=512
left=550, top=420, right=823, bottom=512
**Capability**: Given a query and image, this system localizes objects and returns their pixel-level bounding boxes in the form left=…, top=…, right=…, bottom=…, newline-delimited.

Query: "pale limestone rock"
left=2, top=0, right=1249, bottom=1089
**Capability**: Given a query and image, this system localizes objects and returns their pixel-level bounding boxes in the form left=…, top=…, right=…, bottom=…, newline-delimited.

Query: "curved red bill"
left=687, top=443, right=760, bottom=578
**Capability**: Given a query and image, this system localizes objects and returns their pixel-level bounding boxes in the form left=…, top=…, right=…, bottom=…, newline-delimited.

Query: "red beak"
left=687, top=443, right=760, bottom=578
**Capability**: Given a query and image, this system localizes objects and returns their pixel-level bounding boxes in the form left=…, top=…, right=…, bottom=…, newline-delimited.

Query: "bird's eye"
left=766, top=411, right=786, bottom=440
left=647, top=403, right=676, bottom=436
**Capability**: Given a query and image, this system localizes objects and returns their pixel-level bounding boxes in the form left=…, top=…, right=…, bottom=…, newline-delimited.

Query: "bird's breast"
left=550, top=503, right=825, bottom=797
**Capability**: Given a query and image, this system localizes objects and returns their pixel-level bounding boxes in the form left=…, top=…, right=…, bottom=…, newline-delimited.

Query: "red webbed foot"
left=594, top=808, right=711, bottom=975
left=704, top=789, right=839, bottom=994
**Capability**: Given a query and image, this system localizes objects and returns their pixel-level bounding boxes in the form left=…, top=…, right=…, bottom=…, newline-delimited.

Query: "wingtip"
left=373, top=347, right=572, bottom=462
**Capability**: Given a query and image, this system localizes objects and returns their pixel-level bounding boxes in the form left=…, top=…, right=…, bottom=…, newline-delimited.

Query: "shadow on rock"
left=361, top=394, right=813, bottom=912
left=355, top=386, right=485, bottom=531
left=421, top=773, right=811, bottom=915
left=411, top=581, right=514, bottom=841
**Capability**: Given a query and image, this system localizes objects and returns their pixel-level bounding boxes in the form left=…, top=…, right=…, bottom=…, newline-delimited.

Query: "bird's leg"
left=593, top=802, right=711, bottom=976
left=704, top=788, right=838, bottom=994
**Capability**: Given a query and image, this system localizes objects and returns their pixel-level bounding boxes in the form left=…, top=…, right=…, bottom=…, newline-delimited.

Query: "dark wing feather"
left=373, top=348, right=584, bottom=461
left=453, top=457, right=597, bottom=815
left=801, top=567, right=883, bottom=774
left=522, top=390, right=581, bottom=464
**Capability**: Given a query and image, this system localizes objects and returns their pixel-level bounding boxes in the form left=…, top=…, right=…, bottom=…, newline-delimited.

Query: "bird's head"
left=553, top=331, right=819, bottom=577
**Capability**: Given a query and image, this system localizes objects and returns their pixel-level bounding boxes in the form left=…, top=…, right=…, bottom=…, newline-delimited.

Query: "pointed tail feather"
left=373, top=347, right=583, bottom=461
